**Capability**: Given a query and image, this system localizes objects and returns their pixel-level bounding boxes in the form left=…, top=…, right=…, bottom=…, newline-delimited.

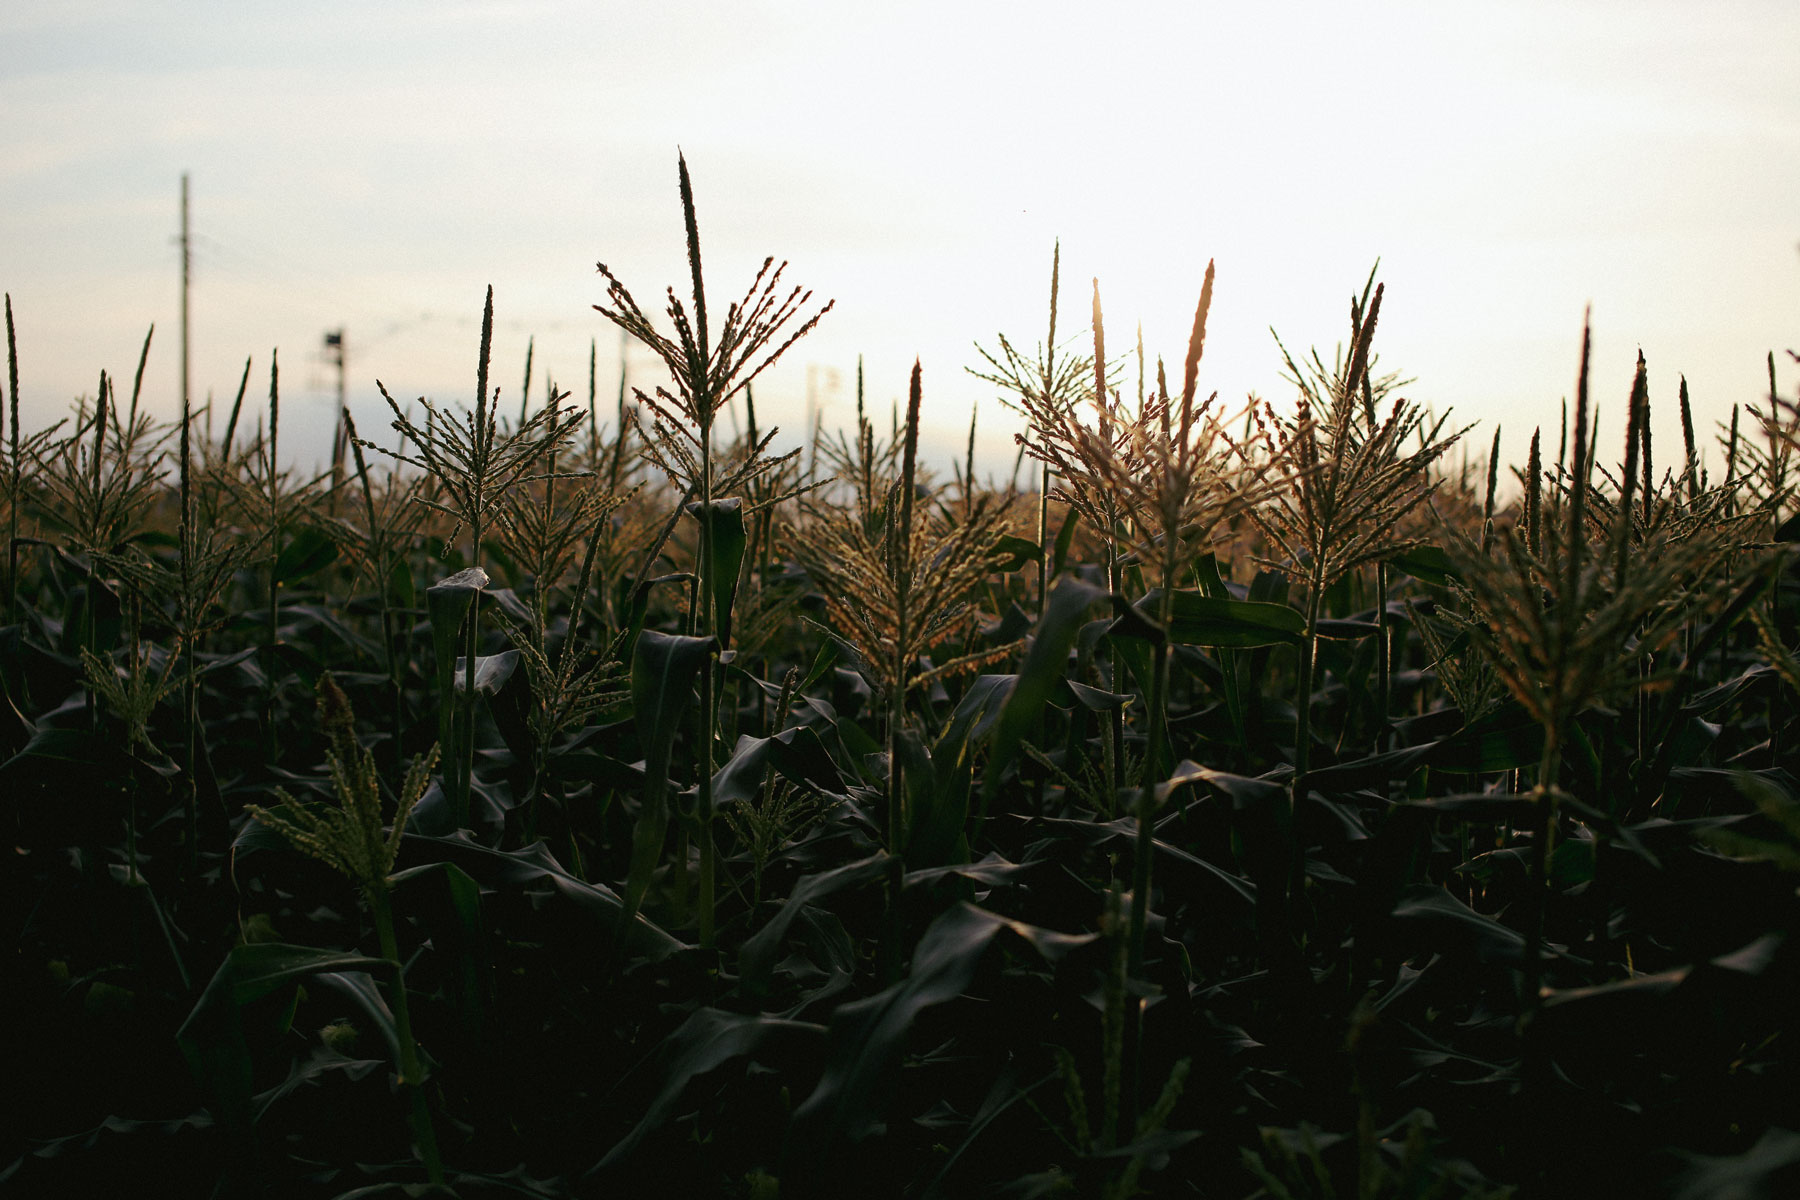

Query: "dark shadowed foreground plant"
left=9, top=180, right=1800, bottom=1200
left=1254, top=276, right=1465, bottom=968
left=1023, top=260, right=1292, bottom=972
left=792, top=362, right=1017, bottom=976
left=241, top=674, right=444, bottom=1188
left=1439, top=324, right=1774, bottom=1098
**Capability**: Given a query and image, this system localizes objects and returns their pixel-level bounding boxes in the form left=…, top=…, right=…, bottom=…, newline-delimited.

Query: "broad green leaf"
left=710, top=725, right=845, bottom=808
left=1306, top=741, right=1439, bottom=792
left=741, top=853, right=892, bottom=994
left=902, top=851, right=1032, bottom=891
left=427, top=567, right=487, bottom=702
left=391, top=861, right=489, bottom=1043
left=624, top=631, right=717, bottom=927
left=788, top=903, right=1093, bottom=1162
left=409, top=831, right=682, bottom=961
left=427, top=566, right=489, bottom=828
left=896, top=726, right=966, bottom=869
left=1672, top=1128, right=1800, bottom=1199
left=593, top=1008, right=827, bottom=1175
left=978, top=576, right=1110, bottom=825
left=616, top=571, right=691, bottom=670
left=1389, top=543, right=1460, bottom=586
left=1434, top=704, right=1544, bottom=772
left=687, top=498, right=747, bottom=649
left=1121, top=588, right=1304, bottom=648
left=1050, top=505, right=1079, bottom=578
left=992, top=534, right=1041, bottom=573
left=387, top=556, right=416, bottom=609
left=0, top=727, right=127, bottom=777
left=1391, top=884, right=1530, bottom=965
left=451, top=650, right=519, bottom=695
left=177, top=944, right=392, bottom=1138
left=272, top=525, right=339, bottom=584
left=1065, top=679, right=1132, bottom=711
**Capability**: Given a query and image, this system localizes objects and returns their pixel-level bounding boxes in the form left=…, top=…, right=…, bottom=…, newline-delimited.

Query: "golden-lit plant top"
left=791, top=365, right=1020, bottom=703
left=1255, top=281, right=1467, bottom=595
left=364, top=289, right=588, bottom=561
left=1442, top=333, right=1777, bottom=736
left=594, top=153, right=832, bottom=510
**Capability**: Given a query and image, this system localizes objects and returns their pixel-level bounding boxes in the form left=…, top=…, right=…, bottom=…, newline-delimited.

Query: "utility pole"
left=325, top=328, right=346, bottom=505
left=180, top=174, right=192, bottom=441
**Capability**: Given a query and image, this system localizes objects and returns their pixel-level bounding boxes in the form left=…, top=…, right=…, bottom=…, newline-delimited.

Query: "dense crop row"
left=4, top=160, right=1799, bottom=1197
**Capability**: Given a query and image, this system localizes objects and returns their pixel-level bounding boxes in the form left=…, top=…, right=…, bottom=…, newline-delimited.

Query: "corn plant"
left=364, top=286, right=585, bottom=828
left=592, top=152, right=832, bottom=947
left=7, top=173, right=1800, bottom=1200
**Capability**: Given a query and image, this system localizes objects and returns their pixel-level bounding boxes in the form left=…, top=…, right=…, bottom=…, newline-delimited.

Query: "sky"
left=2, top=0, right=1795, bottom=483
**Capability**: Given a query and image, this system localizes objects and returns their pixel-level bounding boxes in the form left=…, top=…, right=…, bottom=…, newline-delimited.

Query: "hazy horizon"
left=3, top=0, right=1795, bottom=480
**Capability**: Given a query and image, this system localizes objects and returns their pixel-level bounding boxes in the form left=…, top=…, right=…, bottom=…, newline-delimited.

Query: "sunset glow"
left=3, top=1, right=1794, bottom=473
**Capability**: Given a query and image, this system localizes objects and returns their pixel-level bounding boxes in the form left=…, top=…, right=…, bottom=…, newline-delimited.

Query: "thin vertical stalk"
left=1522, top=317, right=1593, bottom=1066
left=883, top=362, right=924, bottom=982
left=179, top=380, right=200, bottom=877
left=367, top=881, right=445, bottom=1188
left=963, top=404, right=977, bottom=521
left=346, top=411, right=403, bottom=771
left=696, top=411, right=718, bottom=948
left=1127, top=585, right=1174, bottom=974
left=459, top=296, right=494, bottom=827
left=264, top=352, right=281, bottom=763
left=5, top=294, right=19, bottom=625
left=1374, top=561, right=1391, bottom=752
left=1678, top=377, right=1697, bottom=503
left=1293, top=573, right=1323, bottom=799
left=1037, top=463, right=1051, bottom=620
left=1518, top=731, right=1564, bottom=1070
left=1093, top=281, right=1125, bottom=805
left=1037, top=243, right=1061, bottom=622
left=588, top=337, right=599, bottom=456
left=679, top=150, right=723, bottom=951
left=85, top=373, right=109, bottom=733
left=1765, top=354, right=1786, bottom=763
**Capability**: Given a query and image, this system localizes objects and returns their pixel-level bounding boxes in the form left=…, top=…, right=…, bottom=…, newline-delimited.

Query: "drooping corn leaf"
left=178, top=944, right=392, bottom=1139
left=622, top=630, right=716, bottom=928
left=686, top=498, right=746, bottom=649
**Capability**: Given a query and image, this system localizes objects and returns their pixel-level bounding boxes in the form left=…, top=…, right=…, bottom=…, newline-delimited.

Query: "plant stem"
left=694, top=404, right=719, bottom=948
left=882, top=363, right=924, bottom=982
left=368, top=881, right=446, bottom=1188
left=459, top=514, right=481, bottom=828
left=265, top=352, right=282, bottom=765
left=179, top=386, right=199, bottom=879
left=1128, top=528, right=1181, bottom=976
left=5, top=293, right=18, bottom=626
left=1098, top=625, right=1116, bottom=815
left=1037, top=463, right=1051, bottom=621
left=1270, top=569, right=1324, bottom=980
left=1374, top=562, right=1391, bottom=754
left=1127, top=630, right=1169, bottom=976
left=1519, top=728, right=1564, bottom=1087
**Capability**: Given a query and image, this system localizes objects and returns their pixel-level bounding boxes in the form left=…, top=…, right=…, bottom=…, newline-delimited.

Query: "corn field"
left=4, top=157, right=1799, bottom=1198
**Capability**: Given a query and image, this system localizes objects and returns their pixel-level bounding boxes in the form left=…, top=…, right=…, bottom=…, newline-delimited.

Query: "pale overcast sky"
left=2, top=0, right=1795, bottom=477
